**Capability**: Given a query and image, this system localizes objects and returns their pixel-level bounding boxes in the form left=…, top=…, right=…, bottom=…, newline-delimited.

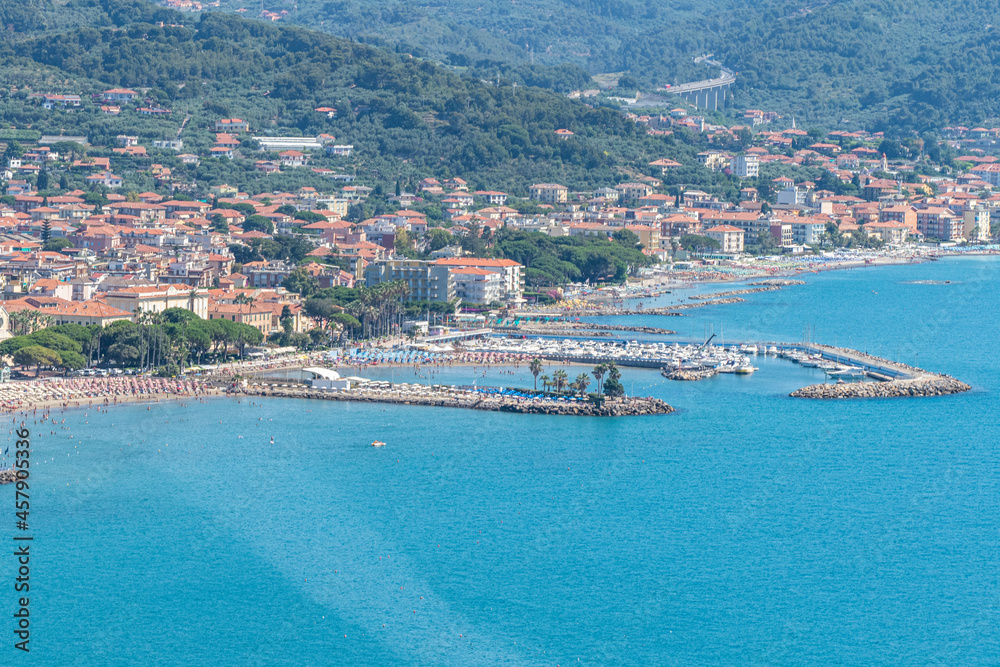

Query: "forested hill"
left=241, top=0, right=1000, bottom=131
left=0, top=0, right=680, bottom=192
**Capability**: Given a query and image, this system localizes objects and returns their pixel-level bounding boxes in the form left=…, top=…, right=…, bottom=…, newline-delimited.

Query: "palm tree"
left=9, top=310, right=30, bottom=336
left=592, top=363, right=608, bottom=390
left=553, top=369, right=568, bottom=393
left=539, top=374, right=550, bottom=393
left=607, top=363, right=621, bottom=383
left=529, top=357, right=543, bottom=390
left=574, top=373, right=591, bottom=395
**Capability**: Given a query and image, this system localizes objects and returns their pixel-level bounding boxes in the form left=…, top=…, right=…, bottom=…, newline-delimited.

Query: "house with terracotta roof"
left=863, top=221, right=911, bottom=246
left=103, top=88, right=138, bottom=102
left=2, top=296, right=131, bottom=327
left=84, top=171, right=123, bottom=188
left=529, top=183, right=569, bottom=204
left=649, top=158, right=682, bottom=174
left=215, top=118, right=249, bottom=133
left=103, top=285, right=209, bottom=319
left=69, top=225, right=121, bottom=253
left=278, top=150, right=308, bottom=167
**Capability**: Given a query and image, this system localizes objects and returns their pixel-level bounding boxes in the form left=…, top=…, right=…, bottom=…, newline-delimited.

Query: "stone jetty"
left=0, top=468, right=17, bottom=484
left=497, top=323, right=676, bottom=336
left=749, top=279, right=806, bottom=286
left=240, top=385, right=673, bottom=416
left=638, top=297, right=745, bottom=314
left=689, top=286, right=780, bottom=300
left=791, top=375, right=971, bottom=399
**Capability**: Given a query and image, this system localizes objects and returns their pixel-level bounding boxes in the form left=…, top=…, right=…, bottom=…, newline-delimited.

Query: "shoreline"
left=1, top=377, right=222, bottom=415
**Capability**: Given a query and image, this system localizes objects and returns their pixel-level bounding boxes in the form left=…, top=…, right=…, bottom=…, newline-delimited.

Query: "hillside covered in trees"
left=0, top=0, right=688, bottom=192
left=231, top=0, right=1000, bottom=132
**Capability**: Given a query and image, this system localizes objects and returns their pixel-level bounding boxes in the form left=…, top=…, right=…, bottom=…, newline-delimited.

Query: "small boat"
left=734, top=365, right=756, bottom=375
left=371, top=440, right=386, bottom=447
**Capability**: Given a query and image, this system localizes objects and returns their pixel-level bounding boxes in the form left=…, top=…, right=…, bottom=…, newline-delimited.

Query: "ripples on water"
left=12, top=257, right=1000, bottom=665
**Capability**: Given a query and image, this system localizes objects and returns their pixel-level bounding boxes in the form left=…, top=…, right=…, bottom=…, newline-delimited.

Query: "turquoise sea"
left=6, top=256, right=999, bottom=665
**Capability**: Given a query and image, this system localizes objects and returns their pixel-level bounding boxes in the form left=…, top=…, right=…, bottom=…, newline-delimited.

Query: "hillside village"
left=0, top=81, right=997, bottom=363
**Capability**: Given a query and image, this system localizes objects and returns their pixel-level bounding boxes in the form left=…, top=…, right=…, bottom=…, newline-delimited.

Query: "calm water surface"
left=6, top=256, right=999, bottom=665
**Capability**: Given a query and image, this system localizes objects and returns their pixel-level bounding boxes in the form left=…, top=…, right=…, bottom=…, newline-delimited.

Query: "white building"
left=153, top=139, right=184, bottom=151
left=791, top=221, right=827, bottom=245
left=450, top=268, right=503, bottom=305
left=776, top=187, right=808, bottom=206
left=704, top=225, right=745, bottom=254
left=432, top=258, right=524, bottom=303
left=256, top=137, right=324, bottom=151
left=324, top=145, right=354, bottom=157
left=730, top=154, right=759, bottom=179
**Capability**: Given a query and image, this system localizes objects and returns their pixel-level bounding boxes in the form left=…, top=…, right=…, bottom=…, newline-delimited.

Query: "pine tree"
left=41, top=219, right=51, bottom=242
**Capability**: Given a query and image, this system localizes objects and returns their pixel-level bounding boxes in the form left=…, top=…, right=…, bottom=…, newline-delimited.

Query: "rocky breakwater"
left=688, top=286, right=780, bottom=300
left=485, top=396, right=673, bottom=416
left=749, top=279, right=806, bottom=286
left=242, top=385, right=673, bottom=416
left=0, top=468, right=17, bottom=484
left=638, top=297, right=745, bottom=314
left=791, top=375, right=971, bottom=399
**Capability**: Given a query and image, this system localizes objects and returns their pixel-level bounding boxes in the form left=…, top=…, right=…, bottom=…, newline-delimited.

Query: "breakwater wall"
left=689, top=286, right=780, bottom=300
left=791, top=375, right=971, bottom=399
left=239, top=385, right=673, bottom=417
left=639, top=297, right=745, bottom=313
left=495, top=323, right=676, bottom=336
left=749, top=279, right=806, bottom=286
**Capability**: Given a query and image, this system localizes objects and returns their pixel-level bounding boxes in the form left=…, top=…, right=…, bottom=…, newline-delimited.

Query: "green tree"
left=13, top=345, right=61, bottom=377
left=603, top=362, right=624, bottom=397
left=283, top=267, right=318, bottom=296
left=242, top=215, right=275, bottom=234
left=43, top=238, right=72, bottom=252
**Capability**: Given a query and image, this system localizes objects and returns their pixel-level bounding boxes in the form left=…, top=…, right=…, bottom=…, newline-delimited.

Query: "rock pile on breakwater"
left=791, top=375, right=971, bottom=399
left=662, top=368, right=718, bottom=381
left=689, top=286, right=780, bottom=300
left=499, top=323, right=676, bottom=336
left=491, top=396, right=673, bottom=416
left=639, top=297, right=745, bottom=314
left=0, top=468, right=17, bottom=484
left=749, top=279, right=806, bottom=286
left=585, top=323, right=676, bottom=334
left=241, top=386, right=673, bottom=416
